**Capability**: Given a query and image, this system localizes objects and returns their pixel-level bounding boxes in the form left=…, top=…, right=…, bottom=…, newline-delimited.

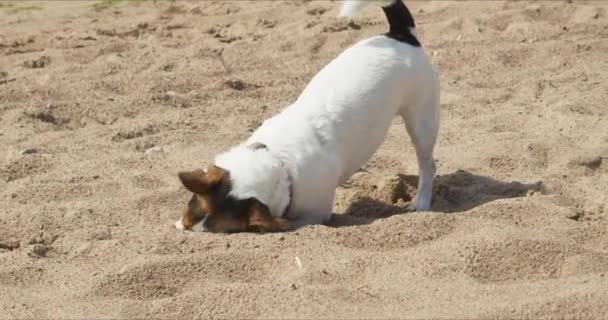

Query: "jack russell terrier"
left=176, top=0, right=440, bottom=233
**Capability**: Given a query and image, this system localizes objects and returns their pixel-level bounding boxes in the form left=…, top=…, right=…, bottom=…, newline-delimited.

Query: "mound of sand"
left=1, top=1, right=607, bottom=318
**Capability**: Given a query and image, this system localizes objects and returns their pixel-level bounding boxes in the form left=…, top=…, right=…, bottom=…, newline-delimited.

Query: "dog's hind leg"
left=400, top=96, right=439, bottom=211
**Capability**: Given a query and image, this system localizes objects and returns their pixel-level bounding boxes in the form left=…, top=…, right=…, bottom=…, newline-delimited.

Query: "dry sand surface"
left=1, top=0, right=608, bottom=318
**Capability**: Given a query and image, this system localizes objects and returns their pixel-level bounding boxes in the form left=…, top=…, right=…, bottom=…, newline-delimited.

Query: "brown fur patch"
left=177, top=166, right=226, bottom=195
left=248, top=201, right=289, bottom=233
left=178, top=166, right=289, bottom=233
left=180, top=194, right=207, bottom=230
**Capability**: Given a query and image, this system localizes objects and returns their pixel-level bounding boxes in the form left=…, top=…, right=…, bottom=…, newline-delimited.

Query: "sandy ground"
left=1, top=0, right=607, bottom=318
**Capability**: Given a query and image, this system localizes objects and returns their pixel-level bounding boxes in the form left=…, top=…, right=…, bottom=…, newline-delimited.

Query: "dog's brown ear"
left=247, top=200, right=289, bottom=233
left=178, top=166, right=226, bottom=195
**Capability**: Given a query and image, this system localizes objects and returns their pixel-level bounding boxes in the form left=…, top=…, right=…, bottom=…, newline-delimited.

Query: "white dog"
left=176, top=0, right=440, bottom=233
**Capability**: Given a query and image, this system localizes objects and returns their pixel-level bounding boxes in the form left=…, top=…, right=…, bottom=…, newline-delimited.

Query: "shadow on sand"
left=328, top=169, right=544, bottom=228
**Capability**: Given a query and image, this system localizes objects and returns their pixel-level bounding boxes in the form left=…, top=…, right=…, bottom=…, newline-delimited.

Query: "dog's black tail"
left=338, top=0, right=421, bottom=47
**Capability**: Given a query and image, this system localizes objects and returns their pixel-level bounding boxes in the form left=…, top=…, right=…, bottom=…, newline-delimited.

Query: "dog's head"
left=176, top=150, right=291, bottom=233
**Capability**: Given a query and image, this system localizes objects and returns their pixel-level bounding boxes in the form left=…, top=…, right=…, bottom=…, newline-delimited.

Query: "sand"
left=1, top=0, right=607, bottom=318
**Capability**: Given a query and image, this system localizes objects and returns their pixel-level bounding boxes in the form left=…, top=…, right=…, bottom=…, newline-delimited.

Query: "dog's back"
left=251, top=0, right=436, bottom=179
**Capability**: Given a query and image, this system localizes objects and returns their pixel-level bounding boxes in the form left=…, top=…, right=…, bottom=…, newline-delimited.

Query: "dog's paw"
left=175, top=219, right=185, bottom=230
left=407, top=200, right=432, bottom=212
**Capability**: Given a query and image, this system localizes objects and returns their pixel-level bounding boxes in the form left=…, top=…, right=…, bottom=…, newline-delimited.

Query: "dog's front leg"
left=287, top=215, right=330, bottom=230
left=286, top=190, right=335, bottom=230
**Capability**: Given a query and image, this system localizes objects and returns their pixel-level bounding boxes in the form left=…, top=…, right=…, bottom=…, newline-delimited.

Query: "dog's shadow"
left=328, top=169, right=544, bottom=228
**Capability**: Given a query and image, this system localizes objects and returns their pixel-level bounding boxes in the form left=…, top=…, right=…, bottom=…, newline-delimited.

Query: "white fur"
left=215, top=146, right=291, bottom=218
left=211, top=0, right=440, bottom=227
left=338, top=0, right=397, bottom=17
left=190, top=219, right=205, bottom=232
left=339, top=0, right=420, bottom=39
left=175, top=218, right=206, bottom=232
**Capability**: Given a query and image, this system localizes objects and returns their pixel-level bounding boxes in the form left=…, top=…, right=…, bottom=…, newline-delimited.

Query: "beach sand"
left=1, top=1, right=607, bottom=318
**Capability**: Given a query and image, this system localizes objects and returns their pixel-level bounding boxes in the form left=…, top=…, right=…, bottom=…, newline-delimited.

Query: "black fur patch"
left=248, top=142, right=268, bottom=151
left=382, top=0, right=421, bottom=47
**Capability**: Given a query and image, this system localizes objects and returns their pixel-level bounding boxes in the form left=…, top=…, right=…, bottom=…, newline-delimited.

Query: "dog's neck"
left=214, top=143, right=292, bottom=218
left=246, top=142, right=293, bottom=216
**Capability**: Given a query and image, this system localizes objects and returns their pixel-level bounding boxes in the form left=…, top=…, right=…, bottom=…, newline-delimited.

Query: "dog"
left=176, top=0, right=440, bottom=233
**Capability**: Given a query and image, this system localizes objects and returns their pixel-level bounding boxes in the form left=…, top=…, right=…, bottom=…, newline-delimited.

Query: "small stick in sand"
left=0, top=78, right=16, bottom=85
left=294, top=256, right=303, bottom=271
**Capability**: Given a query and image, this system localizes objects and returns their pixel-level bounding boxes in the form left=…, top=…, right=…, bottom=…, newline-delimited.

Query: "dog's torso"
left=247, top=35, right=438, bottom=221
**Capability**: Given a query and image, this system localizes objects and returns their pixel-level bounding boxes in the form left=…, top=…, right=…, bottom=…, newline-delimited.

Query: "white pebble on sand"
left=144, top=146, right=163, bottom=155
